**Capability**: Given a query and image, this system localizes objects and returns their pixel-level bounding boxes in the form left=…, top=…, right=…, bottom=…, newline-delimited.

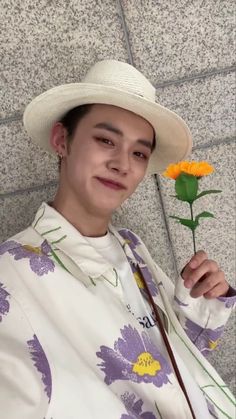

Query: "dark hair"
left=58, top=104, right=93, bottom=169
left=151, top=134, right=156, bottom=152
left=58, top=103, right=156, bottom=169
left=60, top=104, right=93, bottom=144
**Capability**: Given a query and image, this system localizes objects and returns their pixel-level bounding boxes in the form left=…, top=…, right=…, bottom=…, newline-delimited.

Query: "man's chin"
left=93, top=199, right=124, bottom=216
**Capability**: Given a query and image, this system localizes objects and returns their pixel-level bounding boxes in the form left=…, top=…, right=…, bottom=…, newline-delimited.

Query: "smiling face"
left=51, top=104, right=155, bottom=218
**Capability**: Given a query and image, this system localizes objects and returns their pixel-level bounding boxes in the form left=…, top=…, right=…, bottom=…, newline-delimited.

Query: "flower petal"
left=0, top=283, right=10, bottom=321
left=27, top=334, right=52, bottom=401
left=97, top=345, right=132, bottom=385
left=41, top=240, right=52, bottom=255
left=115, top=325, right=145, bottom=362
left=29, top=256, right=55, bottom=276
left=121, top=230, right=140, bottom=248
left=0, top=240, right=19, bottom=255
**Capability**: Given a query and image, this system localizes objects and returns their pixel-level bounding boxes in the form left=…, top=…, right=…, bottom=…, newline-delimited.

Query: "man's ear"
left=50, top=122, right=68, bottom=157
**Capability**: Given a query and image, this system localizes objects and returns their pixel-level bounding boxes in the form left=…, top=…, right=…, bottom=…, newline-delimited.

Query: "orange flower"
left=163, top=161, right=214, bottom=179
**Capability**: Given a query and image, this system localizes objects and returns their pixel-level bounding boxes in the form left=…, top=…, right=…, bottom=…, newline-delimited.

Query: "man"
left=0, top=60, right=235, bottom=419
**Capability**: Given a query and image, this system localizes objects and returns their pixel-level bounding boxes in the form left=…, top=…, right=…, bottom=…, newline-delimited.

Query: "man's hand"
left=181, top=250, right=229, bottom=299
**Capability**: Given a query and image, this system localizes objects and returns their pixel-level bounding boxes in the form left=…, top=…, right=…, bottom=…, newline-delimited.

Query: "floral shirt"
left=0, top=202, right=235, bottom=419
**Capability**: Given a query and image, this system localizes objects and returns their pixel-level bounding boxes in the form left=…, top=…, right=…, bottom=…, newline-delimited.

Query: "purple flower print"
left=217, top=286, right=236, bottom=308
left=0, top=283, right=10, bottom=321
left=119, top=229, right=140, bottom=249
left=174, top=296, right=189, bottom=307
left=0, top=240, right=18, bottom=255
left=128, top=262, right=158, bottom=297
left=138, top=265, right=158, bottom=297
left=97, top=325, right=172, bottom=388
left=206, top=399, right=219, bottom=418
left=222, top=298, right=236, bottom=308
left=184, top=318, right=224, bottom=355
left=119, top=229, right=144, bottom=264
left=0, top=240, right=55, bottom=277
left=120, top=391, right=156, bottom=419
left=27, top=334, right=52, bottom=401
left=119, top=229, right=158, bottom=296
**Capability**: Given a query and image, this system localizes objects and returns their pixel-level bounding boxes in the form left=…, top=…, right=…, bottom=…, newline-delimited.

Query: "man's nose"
left=107, top=149, right=130, bottom=174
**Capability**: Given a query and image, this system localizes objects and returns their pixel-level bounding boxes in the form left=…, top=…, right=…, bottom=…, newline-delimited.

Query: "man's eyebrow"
left=94, top=122, right=123, bottom=136
left=137, top=139, right=153, bottom=151
left=93, top=122, right=153, bottom=150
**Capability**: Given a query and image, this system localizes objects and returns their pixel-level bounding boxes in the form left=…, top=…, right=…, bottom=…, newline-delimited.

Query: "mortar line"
left=154, top=175, right=179, bottom=278
left=116, top=0, right=134, bottom=65
left=0, top=114, right=22, bottom=124
left=117, top=0, right=179, bottom=275
left=155, top=65, right=236, bottom=89
left=193, top=137, right=235, bottom=151
left=1, top=134, right=234, bottom=200
left=0, top=180, right=58, bottom=200
left=0, top=66, right=235, bottom=126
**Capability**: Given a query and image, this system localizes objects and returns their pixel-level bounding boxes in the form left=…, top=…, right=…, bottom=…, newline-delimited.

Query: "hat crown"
left=82, top=60, right=156, bottom=101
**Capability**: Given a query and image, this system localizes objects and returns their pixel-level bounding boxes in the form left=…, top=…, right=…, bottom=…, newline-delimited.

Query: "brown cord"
left=137, top=265, right=196, bottom=419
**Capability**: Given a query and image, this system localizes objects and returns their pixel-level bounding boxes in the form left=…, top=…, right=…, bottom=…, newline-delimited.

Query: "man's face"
left=61, top=104, right=154, bottom=216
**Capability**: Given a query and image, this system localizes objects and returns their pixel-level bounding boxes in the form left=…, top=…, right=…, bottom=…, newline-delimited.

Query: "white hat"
left=23, top=60, right=192, bottom=174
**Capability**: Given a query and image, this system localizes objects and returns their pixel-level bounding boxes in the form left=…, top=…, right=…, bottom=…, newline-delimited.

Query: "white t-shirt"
left=85, top=231, right=211, bottom=418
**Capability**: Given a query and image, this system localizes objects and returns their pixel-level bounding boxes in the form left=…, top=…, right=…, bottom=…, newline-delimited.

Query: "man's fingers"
left=182, top=250, right=208, bottom=280
left=181, top=251, right=229, bottom=299
left=184, top=259, right=219, bottom=289
left=190, top=271, right=226, bottom=298
left=190, top=273, right=218, bottom=298
left=204, top=282, right=229, bottom=299
left=189, top=250, right=208, bottom=269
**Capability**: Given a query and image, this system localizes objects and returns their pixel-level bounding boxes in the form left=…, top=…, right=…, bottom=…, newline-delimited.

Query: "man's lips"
left=96, top=177, right=127, bottom=190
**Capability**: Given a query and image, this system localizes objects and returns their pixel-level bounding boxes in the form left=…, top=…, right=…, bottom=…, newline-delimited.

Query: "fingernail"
left=185, top=280, right=193, bottom=288
left=190, top=260, right=197, bottom=268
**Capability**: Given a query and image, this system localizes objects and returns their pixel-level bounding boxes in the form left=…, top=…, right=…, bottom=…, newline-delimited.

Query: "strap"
left=137, top=265, right=196, bottom=419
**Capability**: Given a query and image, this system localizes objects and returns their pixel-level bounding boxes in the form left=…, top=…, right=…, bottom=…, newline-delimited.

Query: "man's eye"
left=96, top=137, right=114, bottom=146
left=134, top=151, right=148, bottom=160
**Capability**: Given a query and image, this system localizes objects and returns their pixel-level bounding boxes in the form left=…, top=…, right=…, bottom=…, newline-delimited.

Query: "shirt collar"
left=32, top=202, right=136, bottom=279
left=32, top=202, right=113, bottom=278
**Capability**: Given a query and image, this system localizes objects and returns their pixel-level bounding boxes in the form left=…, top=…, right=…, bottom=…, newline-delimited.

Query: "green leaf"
left=175, top=173, right=198, bottom=203
left=195, top=211, right=215, bottom=224
left=195, top=190, right=222, bottom=200
left=170, top=216, right=198, bottom=231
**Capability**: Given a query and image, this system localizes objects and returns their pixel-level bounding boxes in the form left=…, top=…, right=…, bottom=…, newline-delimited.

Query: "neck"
left=52, top=187, right=111, bottom=238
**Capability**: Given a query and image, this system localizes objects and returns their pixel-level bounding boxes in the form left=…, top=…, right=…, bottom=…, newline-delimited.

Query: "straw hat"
left=23, top=60, right=192, bottom=174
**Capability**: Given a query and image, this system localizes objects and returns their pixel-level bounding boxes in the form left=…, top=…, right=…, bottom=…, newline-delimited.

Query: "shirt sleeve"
left=0, top=282, right=50, bottom=419
left=173, top=275, right=236, bottom=356
left=117, top=228, right=236, bottom=357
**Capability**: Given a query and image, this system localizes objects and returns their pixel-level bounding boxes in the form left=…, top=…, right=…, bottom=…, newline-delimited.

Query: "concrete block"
left=0, top=120, right=58, bottom=193
left=156, top=72, right=235, bottom=147
left=0, top=183, right=57, bottom=243
left=122, top=0, right=235, bottom=84
left=0, top=0, right=128, bottom=118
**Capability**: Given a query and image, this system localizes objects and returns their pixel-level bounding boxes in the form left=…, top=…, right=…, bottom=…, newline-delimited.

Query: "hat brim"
left=23, top=83, right=192, bottom=174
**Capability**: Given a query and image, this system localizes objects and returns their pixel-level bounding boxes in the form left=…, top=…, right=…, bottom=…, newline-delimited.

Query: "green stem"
left=190, top=202, right=197, bottom=254
left=155, top=401, right=163, bottom=419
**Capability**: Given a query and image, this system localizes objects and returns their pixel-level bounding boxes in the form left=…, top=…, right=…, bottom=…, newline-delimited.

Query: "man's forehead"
left=86, top=103, right=147, bottom=122
left=87, top=104, right=154, bottom=135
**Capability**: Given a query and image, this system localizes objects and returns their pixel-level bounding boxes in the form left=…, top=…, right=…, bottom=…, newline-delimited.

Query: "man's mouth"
left=95, top=177, right=127, bottom=190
